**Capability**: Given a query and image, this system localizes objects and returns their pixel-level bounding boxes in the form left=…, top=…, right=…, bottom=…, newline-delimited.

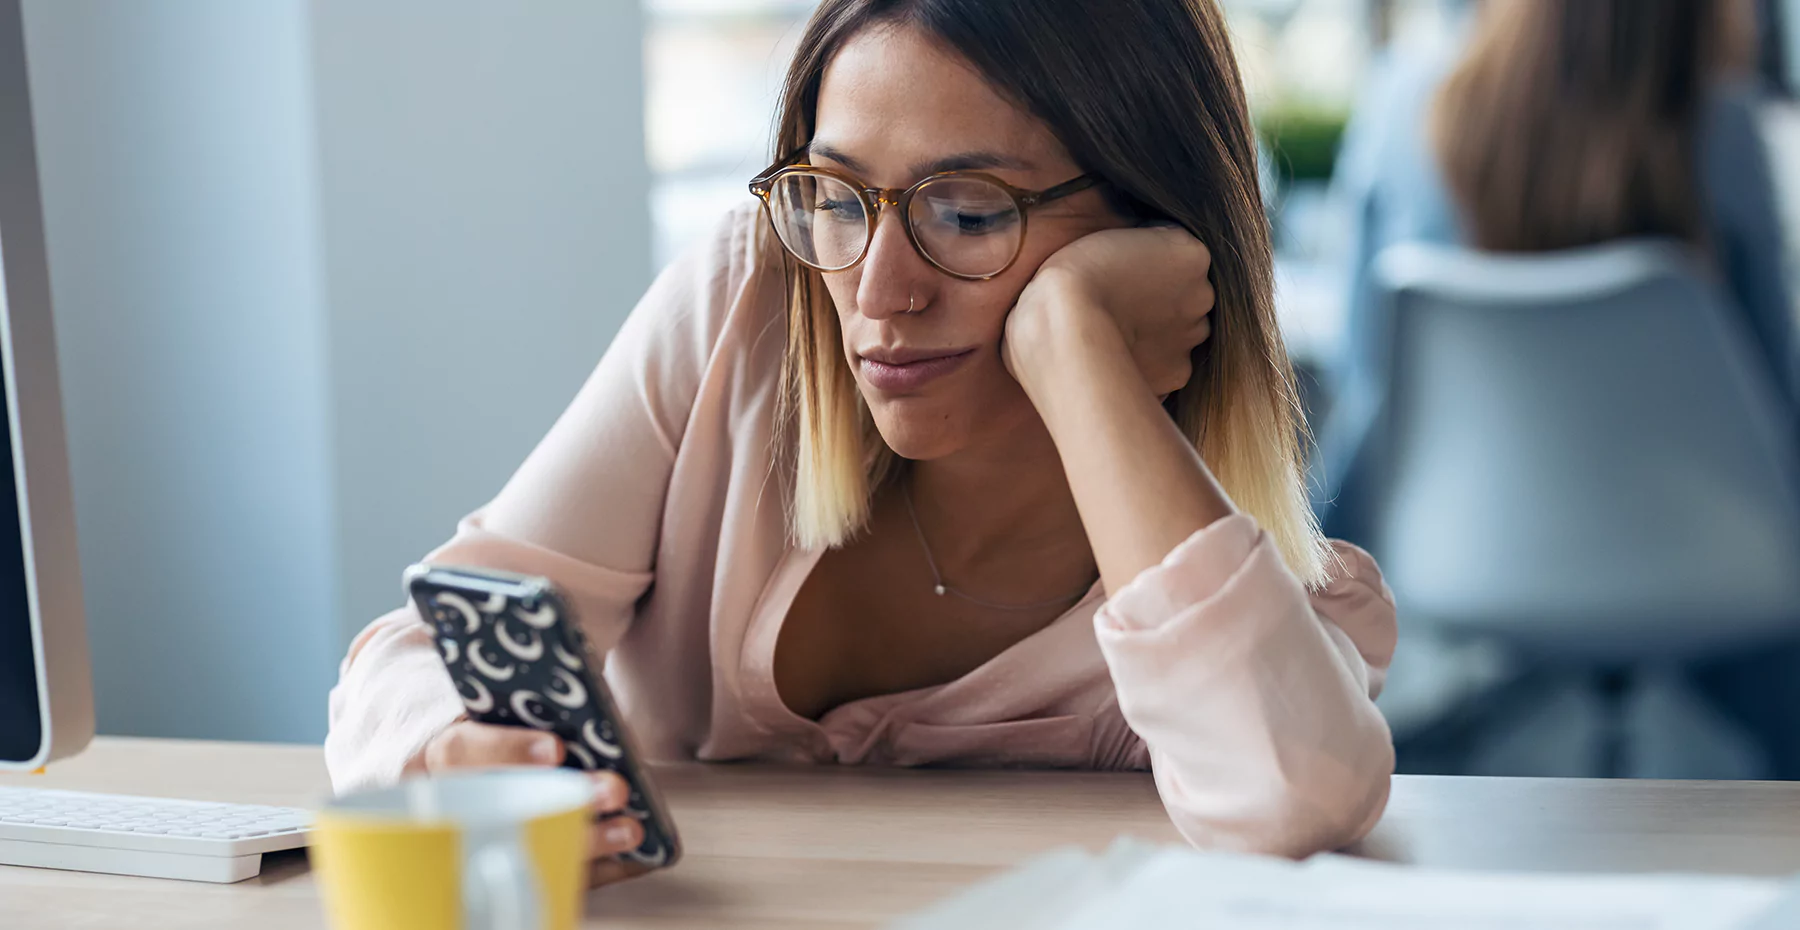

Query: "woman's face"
left=810, top=23, right=1123, bottom=462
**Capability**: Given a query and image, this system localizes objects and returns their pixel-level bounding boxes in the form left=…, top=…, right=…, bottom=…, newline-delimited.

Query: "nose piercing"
left=908, top=294, right=916, bottom=313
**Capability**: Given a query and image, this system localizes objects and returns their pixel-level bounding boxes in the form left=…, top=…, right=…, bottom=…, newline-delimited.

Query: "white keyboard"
left=0, top=786, right=311, bottom=883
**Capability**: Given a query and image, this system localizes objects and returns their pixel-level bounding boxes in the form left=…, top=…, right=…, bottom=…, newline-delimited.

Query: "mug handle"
left=464, top=833, right=542, bottom=930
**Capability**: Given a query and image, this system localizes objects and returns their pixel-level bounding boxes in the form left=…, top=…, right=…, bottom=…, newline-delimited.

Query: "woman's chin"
left=868, top=408, right=966, bottom=462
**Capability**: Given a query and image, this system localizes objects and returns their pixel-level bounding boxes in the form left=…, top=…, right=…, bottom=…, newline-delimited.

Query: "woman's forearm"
left=1008, top=289, right=1235, bottom=594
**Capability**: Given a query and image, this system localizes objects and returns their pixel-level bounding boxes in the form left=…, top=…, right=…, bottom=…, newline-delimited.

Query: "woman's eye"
left=814, top=198, right=864, bottom=221
left=932, top=201, right=1016, bottom=235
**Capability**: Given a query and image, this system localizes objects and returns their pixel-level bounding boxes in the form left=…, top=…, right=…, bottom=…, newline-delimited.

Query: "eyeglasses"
left=748, top=158, right=1099, bottom=281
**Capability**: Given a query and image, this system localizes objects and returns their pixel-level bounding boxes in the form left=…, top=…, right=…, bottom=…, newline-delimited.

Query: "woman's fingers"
left=1137, top=223, right=1211, bottom=274
left=423, top=721, right=564, bottom=772
left=588, top=814, right=644, bottom=859
left=585, top=772, right=640, bottom=880
left=416, top=727, right=648, bottom=891
left=1186, top=234, right=1214, bottom=276
left=587, top=858, right=637, bottom=888
left=589, top=770, right=630, bottom=814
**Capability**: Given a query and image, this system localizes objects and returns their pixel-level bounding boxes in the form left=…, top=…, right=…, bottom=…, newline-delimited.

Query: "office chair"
left=1359, top=239, right=1800, bottom=775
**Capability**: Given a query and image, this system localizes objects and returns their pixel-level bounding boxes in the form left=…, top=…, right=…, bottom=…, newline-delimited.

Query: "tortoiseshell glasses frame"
left=749, top=154, right=1099, bottom=281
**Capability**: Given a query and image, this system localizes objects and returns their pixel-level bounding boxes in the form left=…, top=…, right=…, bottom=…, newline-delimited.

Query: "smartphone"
left=405, top=563, right=681, bottom=871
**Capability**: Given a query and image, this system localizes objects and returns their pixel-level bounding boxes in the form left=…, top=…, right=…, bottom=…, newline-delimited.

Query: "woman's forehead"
left=812, top=22, right=1073, bottom=184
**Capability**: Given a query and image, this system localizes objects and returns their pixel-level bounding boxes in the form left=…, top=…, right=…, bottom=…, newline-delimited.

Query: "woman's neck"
left=903, top=411, right=1095, bottom=585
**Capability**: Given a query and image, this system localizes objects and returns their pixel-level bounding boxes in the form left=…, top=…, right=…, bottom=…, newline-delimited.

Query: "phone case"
left=406, top=564, right=681, bottom=870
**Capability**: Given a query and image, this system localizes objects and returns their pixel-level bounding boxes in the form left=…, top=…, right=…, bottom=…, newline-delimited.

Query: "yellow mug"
left=311, top=767, right=591, bottom=930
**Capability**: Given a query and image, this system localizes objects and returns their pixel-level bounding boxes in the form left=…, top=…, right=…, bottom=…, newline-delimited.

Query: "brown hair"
left=1432, top=0, right=1737, bottom=251
left=770, top=0, right=1333, bottom=586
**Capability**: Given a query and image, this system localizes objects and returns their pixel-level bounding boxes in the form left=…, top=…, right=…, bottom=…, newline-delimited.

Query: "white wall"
left=23, top=0, right=338, bottom=742
left=22, top=1, right=649, bottom=743
left=309, top=0, right=652, bottom=662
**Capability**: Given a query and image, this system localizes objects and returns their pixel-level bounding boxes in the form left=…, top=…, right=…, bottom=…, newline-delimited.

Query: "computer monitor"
left=0, top=0, right=93, bottom=771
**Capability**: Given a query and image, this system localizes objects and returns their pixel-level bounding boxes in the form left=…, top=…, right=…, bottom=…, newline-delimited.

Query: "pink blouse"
left=324, top=204, right=1398, bottom=857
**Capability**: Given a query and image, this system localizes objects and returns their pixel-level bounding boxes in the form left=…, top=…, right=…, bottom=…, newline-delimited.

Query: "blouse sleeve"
left=324, top=205, right=770, bottom=793
left=1092, top=514, right=1397, bottom=857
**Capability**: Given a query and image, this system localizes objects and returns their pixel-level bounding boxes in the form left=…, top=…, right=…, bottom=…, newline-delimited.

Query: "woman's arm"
left=1007, top=289, right=1230, bottom=593
left=1090, top=523, right=1397, bottom=856
left=1006, top=257, right=1395, bottom=856
left=324, top=205, right=771, bottom=794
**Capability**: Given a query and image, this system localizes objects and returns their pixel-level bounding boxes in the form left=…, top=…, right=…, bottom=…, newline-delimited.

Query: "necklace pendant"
left=934, top=584, right=946, bottom=596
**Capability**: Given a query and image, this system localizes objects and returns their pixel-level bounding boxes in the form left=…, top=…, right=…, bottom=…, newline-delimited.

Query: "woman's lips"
left=858, top=348, right=976, bottom=393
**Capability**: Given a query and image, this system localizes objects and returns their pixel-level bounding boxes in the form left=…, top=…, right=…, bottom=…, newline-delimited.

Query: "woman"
left=1322, top=0, right=1795, bottom=540
left=326, top=0, right=1396, bottom=883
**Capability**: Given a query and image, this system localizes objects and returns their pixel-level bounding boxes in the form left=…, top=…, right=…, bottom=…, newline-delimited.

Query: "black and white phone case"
left=406, top=563, right=680, bottom=870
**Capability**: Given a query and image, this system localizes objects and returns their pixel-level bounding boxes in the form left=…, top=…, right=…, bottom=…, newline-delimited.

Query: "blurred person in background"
left=1321, top=0, right=1799, bottom=777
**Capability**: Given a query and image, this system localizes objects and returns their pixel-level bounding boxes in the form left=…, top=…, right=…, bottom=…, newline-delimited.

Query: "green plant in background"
left=1255, top=101, right=1350, bottom=185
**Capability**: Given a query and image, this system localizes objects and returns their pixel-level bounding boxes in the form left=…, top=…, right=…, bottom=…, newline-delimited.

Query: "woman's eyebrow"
left=806, top=142, right=868, bottom=173
left=806, top=142, right=1036, bottom=179
left=920, top=151, right=1036, bottom=174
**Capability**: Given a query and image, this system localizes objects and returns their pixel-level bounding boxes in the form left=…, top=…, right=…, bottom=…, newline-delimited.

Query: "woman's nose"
left=854, top=209, right=936, bottom=321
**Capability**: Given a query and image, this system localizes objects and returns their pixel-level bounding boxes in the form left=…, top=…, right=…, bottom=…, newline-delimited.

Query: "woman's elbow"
left=1154, top=713, right=1395, bottom=858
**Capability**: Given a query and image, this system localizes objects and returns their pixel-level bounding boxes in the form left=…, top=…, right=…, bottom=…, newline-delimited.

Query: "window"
left=645, top=0, right=818, bottom=268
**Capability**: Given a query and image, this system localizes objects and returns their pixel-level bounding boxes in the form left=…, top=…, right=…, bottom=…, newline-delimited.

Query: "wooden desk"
left=5, top=738, right=1800, bottom=929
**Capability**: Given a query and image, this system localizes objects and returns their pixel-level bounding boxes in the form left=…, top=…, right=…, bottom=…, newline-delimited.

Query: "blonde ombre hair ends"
left=771, top=0, right=1333, bottom=588
left=783, top=273, right=878, bottom=548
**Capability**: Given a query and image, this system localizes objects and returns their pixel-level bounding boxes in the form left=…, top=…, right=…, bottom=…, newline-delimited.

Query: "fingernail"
left=532, top=737, right=559, bottom=764
left=605, top=822, right=639, bottom=848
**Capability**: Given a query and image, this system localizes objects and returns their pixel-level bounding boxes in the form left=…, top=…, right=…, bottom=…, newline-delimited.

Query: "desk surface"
left=5, top=738, right=1800, bottom=929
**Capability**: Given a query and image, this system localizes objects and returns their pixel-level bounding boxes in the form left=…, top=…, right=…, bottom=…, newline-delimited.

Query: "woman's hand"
left=1003, top=224, right=1215, bottom=397
left=417, top=720, right=646, bottom=887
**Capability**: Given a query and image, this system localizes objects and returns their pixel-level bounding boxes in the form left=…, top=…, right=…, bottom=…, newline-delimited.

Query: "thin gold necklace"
left=901, top=482, right=1095, bottom=612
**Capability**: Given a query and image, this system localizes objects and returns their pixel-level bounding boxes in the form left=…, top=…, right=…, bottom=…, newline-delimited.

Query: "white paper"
left=892, top=841, right=1790, bottom=930
left=889, top=840, right=1163, bottom=930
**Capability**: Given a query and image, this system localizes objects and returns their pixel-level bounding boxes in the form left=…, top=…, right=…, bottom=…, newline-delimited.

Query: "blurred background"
left=14, top=1, right=1800, bottom=779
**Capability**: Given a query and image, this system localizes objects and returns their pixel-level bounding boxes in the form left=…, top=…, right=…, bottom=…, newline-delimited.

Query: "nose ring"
left=908, top=293, right=915, bottom=313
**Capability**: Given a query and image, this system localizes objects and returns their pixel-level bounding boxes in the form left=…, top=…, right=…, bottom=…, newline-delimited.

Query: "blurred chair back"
left=1366, top=239, right=1800, bottom=662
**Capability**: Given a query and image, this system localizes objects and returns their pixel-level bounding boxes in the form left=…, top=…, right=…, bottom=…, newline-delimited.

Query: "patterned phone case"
left=406, top=564, right=680, bottom=870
